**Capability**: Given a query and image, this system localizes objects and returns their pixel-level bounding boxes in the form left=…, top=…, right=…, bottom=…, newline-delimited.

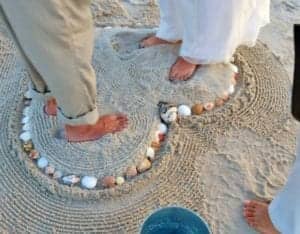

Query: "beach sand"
left=0, top=0, right=299, bottom=233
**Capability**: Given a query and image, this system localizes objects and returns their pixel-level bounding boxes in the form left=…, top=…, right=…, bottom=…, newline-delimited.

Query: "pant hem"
left=58, top=106, right=99, bottom=126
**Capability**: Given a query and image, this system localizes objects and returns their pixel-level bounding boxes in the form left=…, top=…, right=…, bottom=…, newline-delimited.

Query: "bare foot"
left=44, top=98, right=57, bottom=116
left=243, top=200, right=280, bottom=234
left=169, top=57, right=199, bottom=81
left=139, top=36, right=180, bottom=48
left=64, top=114, right=128, bottom=142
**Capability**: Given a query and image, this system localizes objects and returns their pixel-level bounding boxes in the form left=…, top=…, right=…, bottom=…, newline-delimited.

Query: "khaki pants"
left=1, top=0, right=99, bottom=125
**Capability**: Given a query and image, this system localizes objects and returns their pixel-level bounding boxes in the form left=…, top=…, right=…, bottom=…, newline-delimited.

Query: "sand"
left=0, top=0, right=299, bottom=233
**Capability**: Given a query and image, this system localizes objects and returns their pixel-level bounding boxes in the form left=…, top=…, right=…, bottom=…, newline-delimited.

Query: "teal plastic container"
left=140, top=207, right=211, bottom=234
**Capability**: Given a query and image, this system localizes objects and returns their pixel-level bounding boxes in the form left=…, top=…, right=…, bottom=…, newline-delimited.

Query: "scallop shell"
left=191, top=104, right=204, bottom=115
left=81, top=176, right=97, bottom=189
left=23, top=142, right=33, bottom=153
left=178, top=105, right=191, bottom=117
left=22, top=116, right=30, bottom=124
left=158, top=123, right=168, bottom=135
left=22, top=123, right=31, bottom=132
left=151, top=141, right=160, bottom=151
left=24, top=90, right=32, bottom=99
left=102, top=176, right=116, bottom=188
left=53, top=171, right=63, bottom=179
left=62, top=175, right=80, bottom=186
left=116, top=176, right=125, bottom=185
left=20, top=131, right=31, bottom=142
left=204, top=102, right=215, bottom=111
left=137, top=159, right=152, bottom=173
left=23, top=107, right=31, bottom=116
left=45, top=165, right=55, bottom=175
left=146, top=147, right=155, bottom=161
left=222, top=92, right=230, bottom=101
left=37, top=157, right=48, bottom=169
left=29, top=150, right=39, bottom=160
left=215, top=98, right=225, bottom=107
left=228, top=84, right=235, bottom=95
left=229, top=63, right=239, bottom=73
left=126, top=166, right=138, bottom=179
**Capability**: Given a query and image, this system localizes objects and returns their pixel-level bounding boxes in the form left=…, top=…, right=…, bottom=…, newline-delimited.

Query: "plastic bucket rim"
left=139, top=205, right=212, bottom=234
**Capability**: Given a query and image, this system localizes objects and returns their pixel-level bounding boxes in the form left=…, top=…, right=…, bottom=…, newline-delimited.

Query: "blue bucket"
left=140, top=207, right=211, bottom=234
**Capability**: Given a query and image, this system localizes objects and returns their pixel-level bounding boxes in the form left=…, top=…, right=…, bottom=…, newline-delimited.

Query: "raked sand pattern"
left=1, top=1, right=300, bottom=233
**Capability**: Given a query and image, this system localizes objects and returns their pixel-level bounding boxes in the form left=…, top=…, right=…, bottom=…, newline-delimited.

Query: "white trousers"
left=156, top=0, right=270, bottom=64
left=269, top=132, right=300, bottom=234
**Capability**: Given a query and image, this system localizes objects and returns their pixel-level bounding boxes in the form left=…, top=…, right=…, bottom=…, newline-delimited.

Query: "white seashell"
left=53, top=170, right=63, bottom=179
left=168, top=107, right=178, bottom=113
left=45, top=165, right=55, bottom=175
left=104, top=26, right=112, bottom=29
left=37, top=157, right=48, bottom=169
left=228, top=84, right=235, bottom=95
left=178, top=105, right=191, bottom=117
left=229, top=63, right=238, bottom=73
left=146, top=147, right=155, bottom=160
left=24, top=90, right=32, bottom=99
left=22, top=123, right=31, bottom=131
left=158, top=123, right=168, bottom=135
left=204, top=102, right=215, bottom=111
left=20, top=131, right=31, bottom=142
left=23, top=107, right=31, bottom=116
left=81, top=176, right=97, bottom=189
left=116, top=176, right=125, bottom=185
left=22, top=116, right=30, bottom=124
left=62, top=175, right=80, bottom=185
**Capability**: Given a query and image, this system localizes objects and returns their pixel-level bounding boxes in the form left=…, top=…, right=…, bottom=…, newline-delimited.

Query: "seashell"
left=178, top=105, right=191, bottom=117
left=231, top=76, right=237, bottom=86
left=20, top=131, right=31, bottom=142
left=204, top=102, right=215, bottom=111
left=62, top=175, right=80, bottom=186
left=228, top=84, right=235, bottom=95
left=215, top=98, right=225, bottom=107
left=158, top=123, right=168, bottom=135
left=229, top=63, right=239, bottom=73
left=158, top=102, right=178, bottom=123
left=153, top=131, right=161, bottom=143
left=126, top=166, right=138, bottom=179
left=116, top=176, right=125, bottom=185
left=23, top=106, right=31, bottom=116
left=146, top=147, right=155, bottom=161
left=159, top=134, right=165, bottom=142
left=191, top=104, right=204, bottom=115
left=24, top=90, right=32, bottom=100
left=137, top=159, right=152, bottom=173
left=37, top=157, right=48, bottom=169
left=24, top=100, right=31, bottom=106
left=22, top=116, right=30, bottom=124
left=22, top=123, right=31, bottom=132
left=222, top=92, right=230, bottom=101
left=45, top=165, right=55, bottom=175
left=29, top=150, right=39, bottom=160
left=81, top=176, right=97, bottom=189
left=102, top=176, right=116, bottom=188
left=151, top=141, right=161, bottom=152
left=23, top=142, right=33, bottom=153
left=53, top=170, right=63, bottom=179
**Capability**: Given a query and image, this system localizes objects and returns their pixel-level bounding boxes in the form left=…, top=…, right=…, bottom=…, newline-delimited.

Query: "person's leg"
left=170, top=0, right=269, bottom=81
left=244, top=133, right=300, bottom=233
left=1, top=0, right=128, bottom=142
left=0, top=8, right=57, bottom=115
left=140, top=0, right=183, bottom=48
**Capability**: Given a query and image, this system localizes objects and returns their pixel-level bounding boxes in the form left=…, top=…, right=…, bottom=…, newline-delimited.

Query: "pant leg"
left=1, top=0, right=99, bottom=125
left=268, top=132, right=300, bottom=234
left=178, top=0, right=270, bottom=64
left=1, top=7, right=50, bottom=99
left=156, top=0, right=183, bottom=42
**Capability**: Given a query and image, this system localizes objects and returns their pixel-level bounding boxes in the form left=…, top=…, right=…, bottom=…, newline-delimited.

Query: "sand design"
left=1, top=0, right=300, bottom=233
